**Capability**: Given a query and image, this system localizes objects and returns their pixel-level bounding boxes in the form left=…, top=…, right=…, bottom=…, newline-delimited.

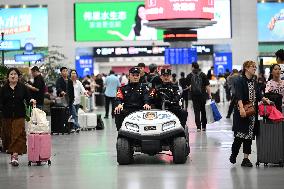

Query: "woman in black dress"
left=229, top=61, right=270, bottom=167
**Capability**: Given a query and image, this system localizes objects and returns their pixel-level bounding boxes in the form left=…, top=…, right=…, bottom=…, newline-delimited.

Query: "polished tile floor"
left=1, top=103, right=284, bottom=189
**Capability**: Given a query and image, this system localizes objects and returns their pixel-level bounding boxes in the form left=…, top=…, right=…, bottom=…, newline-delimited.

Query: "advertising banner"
left=165, top=48, right=197, bottom=65
left=213, top=52, right=232, bottom=75
left=258, top=3, right=284, bottom=42
left=75, top=56, right=94, bottom=78
left=0, top=8, right=48, bottom=47
left=197, top=0, right=231, bottom=39
left=145, top=0, right=214, bottom=20
left=74, top=2, right=163, bottom=41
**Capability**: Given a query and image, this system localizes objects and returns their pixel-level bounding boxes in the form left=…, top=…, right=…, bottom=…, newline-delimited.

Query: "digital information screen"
left=165, top=48, right=198, bottom=65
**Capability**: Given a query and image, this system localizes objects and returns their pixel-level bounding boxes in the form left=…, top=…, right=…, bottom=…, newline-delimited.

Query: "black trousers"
left=231, top=137, right=252, bottom=156
left=227, top=96, right=236, bottom=117
left=182, top=92, right=189, bottom=110
left=192, top=97, right=207, bottom=129
left=105, top=96, right=115, bottom=117
left=170, top=109, right=188, bottom=128
left=115, top=109, right=138, bottom=131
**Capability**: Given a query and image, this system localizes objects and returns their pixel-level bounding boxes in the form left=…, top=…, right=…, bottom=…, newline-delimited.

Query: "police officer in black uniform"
left=114, top=67, right=151, bottom=131
left=150, top=68, right=188, bottom=127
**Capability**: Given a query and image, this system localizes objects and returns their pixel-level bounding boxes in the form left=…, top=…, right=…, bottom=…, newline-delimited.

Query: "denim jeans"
left=70, top=104, right=80, bottom=129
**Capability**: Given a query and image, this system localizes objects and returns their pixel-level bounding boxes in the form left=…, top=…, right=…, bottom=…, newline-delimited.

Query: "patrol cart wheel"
left=172, top=137, right=187, bottom=164
left=116, top=138, right=133, bottom=165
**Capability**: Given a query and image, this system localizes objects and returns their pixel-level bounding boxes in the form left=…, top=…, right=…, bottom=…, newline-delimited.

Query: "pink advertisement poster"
left=146, top=0, right=214, bottom=20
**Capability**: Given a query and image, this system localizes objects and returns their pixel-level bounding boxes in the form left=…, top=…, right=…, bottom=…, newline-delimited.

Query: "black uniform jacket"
left=115, top=83, right=150, bottom=109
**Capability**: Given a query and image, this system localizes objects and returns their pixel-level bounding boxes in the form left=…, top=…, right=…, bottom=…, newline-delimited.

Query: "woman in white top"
left=70, top=70, right=88, bottom=132
left=107, top=4, right=157, bottom=40
left=265, top=64, right=284, bottom=104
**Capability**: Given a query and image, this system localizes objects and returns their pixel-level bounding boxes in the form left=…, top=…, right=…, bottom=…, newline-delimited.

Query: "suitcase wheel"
left=264, top=163, right=268, bottom=167
left=279, top=162, right=283, bottom=167
left=48, top=160, right=51, bottom=166
left=255, top=162, right=260, bottom=167
left=28, top=161, right=31, bottom=166
left=36, top=161, right=42, bottom=166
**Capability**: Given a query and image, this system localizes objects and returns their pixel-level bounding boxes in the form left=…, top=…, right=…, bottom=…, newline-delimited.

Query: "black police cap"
left=129, top=67, right=140, bottom=74
left=161, top=68, right=171, bottom=75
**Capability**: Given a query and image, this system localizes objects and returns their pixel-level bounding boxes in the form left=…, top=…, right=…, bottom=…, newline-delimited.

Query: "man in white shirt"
left=70, top=70, right=88, bottom=132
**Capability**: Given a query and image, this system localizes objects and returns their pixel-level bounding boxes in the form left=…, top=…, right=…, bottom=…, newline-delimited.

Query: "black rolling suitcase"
left=95, top=93, right=105, bottom=106
left=51, top=106, right=71, bottom=135
left=256, top=120, right=284, bottom=167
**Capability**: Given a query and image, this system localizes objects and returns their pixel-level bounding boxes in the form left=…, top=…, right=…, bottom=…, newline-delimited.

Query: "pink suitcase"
left=28, top=134, right=52, bottom=166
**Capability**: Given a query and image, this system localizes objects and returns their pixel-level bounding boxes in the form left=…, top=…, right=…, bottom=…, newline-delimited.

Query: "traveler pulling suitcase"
left=28, top=133, right=52, bottom=166
left=27, top=106, right=52, bottom=166
left=256, top=120, right=284, bottom=167
left=51, top=106, right=71, bottom=134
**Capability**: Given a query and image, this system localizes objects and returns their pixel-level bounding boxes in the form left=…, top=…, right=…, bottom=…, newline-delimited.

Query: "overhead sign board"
left=93, top=46, right=166, bottom=57
left=165, top=48, right=198, bottom=65
left=14, top=53, right=44, bottom=62
left=93, top=45, right=213, bottom=57
left=0, top=40, right=21, bottom=50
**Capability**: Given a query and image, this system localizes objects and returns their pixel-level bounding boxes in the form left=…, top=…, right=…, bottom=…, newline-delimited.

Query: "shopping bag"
left=28, top=108, right=50, bottom=134
left=210, top=101, right=222, bottom=121
left=205, top=101, right=215, bottom=124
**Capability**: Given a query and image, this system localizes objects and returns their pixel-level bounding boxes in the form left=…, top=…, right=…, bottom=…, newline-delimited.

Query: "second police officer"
left=150, top=68, right=188, bottom=128
left=114, top=67, right=151, bottom=131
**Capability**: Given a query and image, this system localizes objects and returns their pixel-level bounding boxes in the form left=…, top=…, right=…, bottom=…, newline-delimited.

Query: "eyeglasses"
left=249, top=65, right=257, bottom=68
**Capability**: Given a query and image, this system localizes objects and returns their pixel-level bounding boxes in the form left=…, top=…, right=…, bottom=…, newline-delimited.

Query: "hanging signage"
left=165, top=48, right=198, bottom=65
left=163, top=30, right=197, bottom=42
left=213, top=52, right=232, bottom=75
left=93, top=45, right=212, bottom=57
left=75, top=56, right=94, bottom=78
left=93, top=46, right=166, bottom=57
left=14, top=42, right=44, bottom=62
left=193, top=45, right=213, bottom=55
left=145, top=0, right=214, bottom=21
left=0, top=40, right=21, bottom=50
left=14, top=53, right=44, bottom=62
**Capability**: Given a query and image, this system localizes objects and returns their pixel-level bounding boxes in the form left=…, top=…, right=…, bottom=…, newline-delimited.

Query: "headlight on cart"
left=162, top=121, right=176, bottom=131
left=125, top=122, right=139, bottom=132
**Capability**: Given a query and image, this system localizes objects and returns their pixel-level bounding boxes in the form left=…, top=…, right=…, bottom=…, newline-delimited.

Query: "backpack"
left=147, top=74, right=157, bottom=88
left=191, top=72, right=203, bottom=95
